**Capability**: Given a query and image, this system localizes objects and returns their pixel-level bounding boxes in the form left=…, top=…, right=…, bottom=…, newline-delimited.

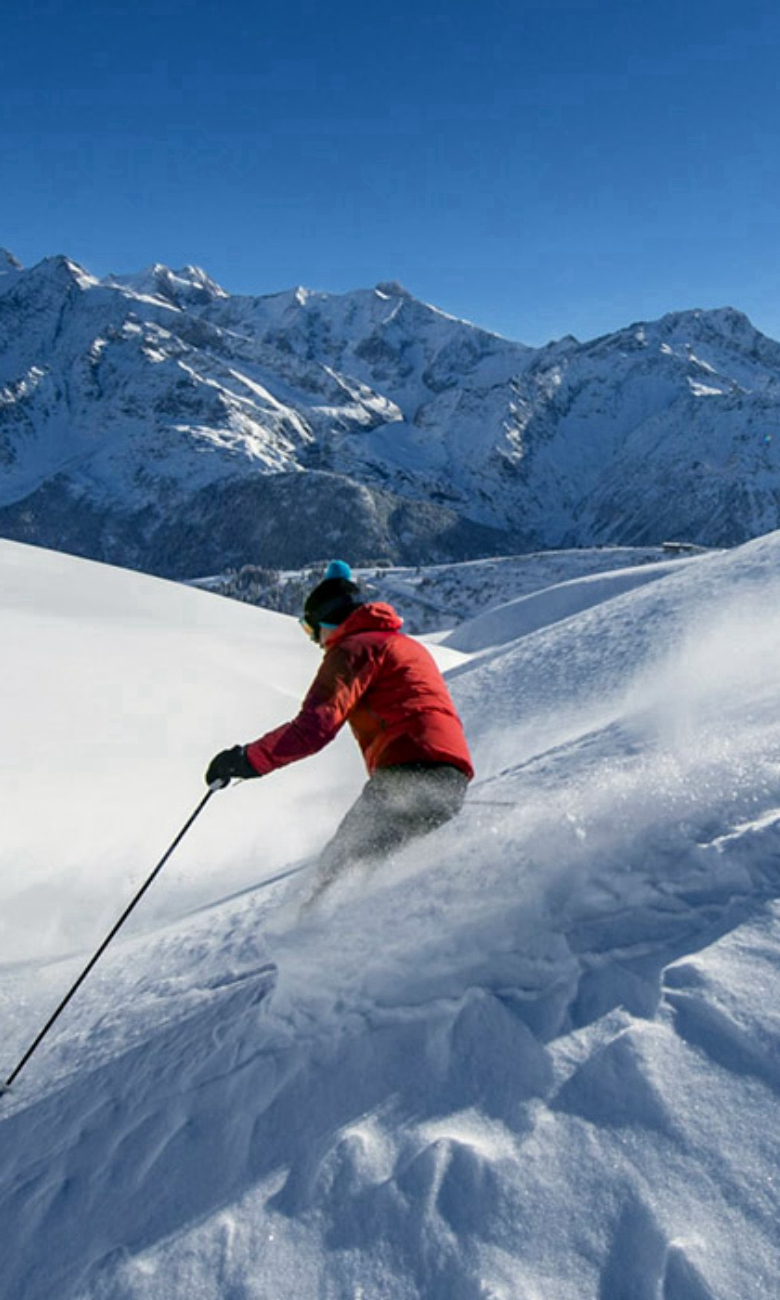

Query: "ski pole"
left=467, top=799, right=517, bottom=807
left=1, top=785, right=220, bottom=1096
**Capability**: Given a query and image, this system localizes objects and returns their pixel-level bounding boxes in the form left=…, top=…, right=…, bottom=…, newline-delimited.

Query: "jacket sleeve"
left=244, top=641, right=378, bottom=776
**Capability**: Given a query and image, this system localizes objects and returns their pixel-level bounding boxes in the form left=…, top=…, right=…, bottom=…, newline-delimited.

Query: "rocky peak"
left=374, top=280, right=412, bottom=300
left=105, top=262, right=227, bottom=308
left=0, top=248, right=23, bottom=273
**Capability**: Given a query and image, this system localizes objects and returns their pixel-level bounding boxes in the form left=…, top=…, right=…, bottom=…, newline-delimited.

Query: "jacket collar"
left=328, top=601, right=403, bottom=646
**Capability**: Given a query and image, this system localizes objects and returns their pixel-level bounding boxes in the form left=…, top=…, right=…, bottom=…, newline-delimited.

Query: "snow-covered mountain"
left=1, top=250, right=779, bottom=577
left=2, top=535, right=780, bottom=1297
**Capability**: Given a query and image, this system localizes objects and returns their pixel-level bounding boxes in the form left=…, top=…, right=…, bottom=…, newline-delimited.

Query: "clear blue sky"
left=2, top=0, right=780, bottom=345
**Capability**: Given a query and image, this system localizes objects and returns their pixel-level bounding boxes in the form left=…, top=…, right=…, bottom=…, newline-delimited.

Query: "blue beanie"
left=324, top=559, right=353, bottom=581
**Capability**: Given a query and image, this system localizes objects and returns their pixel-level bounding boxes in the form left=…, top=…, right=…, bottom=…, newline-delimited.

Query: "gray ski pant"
left=313, top=762, right=469, bottom=894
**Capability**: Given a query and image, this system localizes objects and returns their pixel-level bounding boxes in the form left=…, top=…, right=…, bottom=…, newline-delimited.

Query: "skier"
left=206, top=561, right=473, bottom=897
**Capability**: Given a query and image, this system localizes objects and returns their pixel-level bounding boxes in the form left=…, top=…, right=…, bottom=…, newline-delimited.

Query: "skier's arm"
left=244, top=644, right=376, bottom=775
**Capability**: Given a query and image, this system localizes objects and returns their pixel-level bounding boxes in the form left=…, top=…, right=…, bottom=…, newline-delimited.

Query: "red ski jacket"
left=245, top=603, right=474, bottom=780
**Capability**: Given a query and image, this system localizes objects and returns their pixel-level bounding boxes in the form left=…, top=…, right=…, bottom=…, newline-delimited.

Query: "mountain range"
left=1, top=249, right=778, bottom=577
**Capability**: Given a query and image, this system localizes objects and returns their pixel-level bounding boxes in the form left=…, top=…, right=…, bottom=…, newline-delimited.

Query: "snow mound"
left=442, top=554, right=701, bottom=651
left=0, top=540, right=364, bottom=963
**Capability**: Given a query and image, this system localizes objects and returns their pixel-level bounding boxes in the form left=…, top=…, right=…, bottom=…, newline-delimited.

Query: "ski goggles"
left=299, top=616, right=320, bottom=643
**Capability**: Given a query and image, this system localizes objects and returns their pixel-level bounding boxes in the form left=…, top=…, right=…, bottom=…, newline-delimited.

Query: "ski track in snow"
left=1, top=536, right=780, bottom=1298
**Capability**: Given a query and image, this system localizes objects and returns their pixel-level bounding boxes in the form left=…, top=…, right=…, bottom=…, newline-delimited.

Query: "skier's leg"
left=309, top=764, right=468, bottom=900
left=310, top=772, right=408, bottom=898
left=394, top=763, right=469, bottom=836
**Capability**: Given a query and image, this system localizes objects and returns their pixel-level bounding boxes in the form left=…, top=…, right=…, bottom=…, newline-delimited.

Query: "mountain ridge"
left=0, top=251, right=778, bottom=576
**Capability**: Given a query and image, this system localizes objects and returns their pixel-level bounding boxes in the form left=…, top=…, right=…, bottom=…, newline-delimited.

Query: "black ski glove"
left=205, top=745, right=259, bottom=788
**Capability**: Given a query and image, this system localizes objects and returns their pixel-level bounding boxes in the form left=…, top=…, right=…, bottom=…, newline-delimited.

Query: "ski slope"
left=1, top=536, right=780, bottom=1299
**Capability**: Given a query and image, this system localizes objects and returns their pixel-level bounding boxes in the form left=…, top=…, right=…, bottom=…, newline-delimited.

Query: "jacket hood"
left=329, top=601, right=403, bottom=643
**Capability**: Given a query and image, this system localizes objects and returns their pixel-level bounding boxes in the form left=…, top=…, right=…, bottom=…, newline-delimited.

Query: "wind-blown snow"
left=1, top=536, right=780, bottom=1298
